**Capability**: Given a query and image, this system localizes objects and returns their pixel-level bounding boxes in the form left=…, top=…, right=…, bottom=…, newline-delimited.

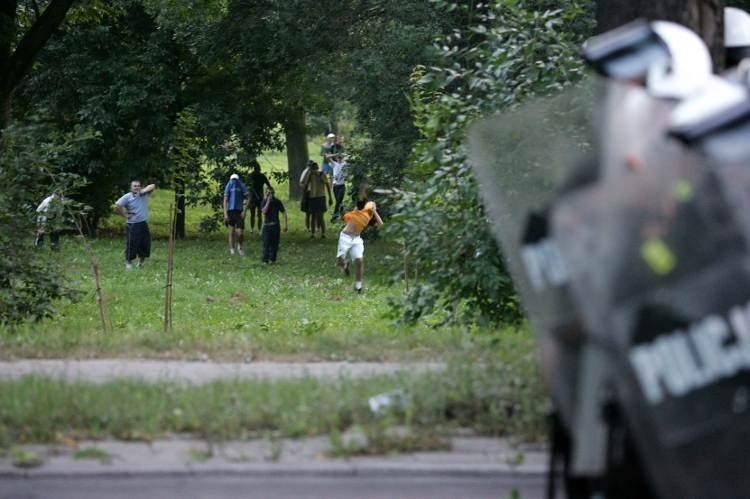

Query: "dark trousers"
left=35, top=231, right=60, bottom=251
left=261, top=223, right=280, bottom=263
left=125, top=221, right=151, bottom=261
left=332, top=184, right=345, bottom=219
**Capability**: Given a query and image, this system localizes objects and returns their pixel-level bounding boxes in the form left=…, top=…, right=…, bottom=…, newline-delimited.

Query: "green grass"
left=3, top=175, right=498, bottom=360
left=5, top=231, right=472, bottom=360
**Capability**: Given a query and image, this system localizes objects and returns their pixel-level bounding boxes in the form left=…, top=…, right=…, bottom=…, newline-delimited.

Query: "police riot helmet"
left=726, top=7, right=750, bottom=67
left=646, top=21, right=712, bottom=99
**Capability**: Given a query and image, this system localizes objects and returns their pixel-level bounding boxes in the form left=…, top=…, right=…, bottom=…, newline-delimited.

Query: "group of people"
left=222, top=160, right=288, bottom=264
left=111, top=136, right=380, bottom=292
left=300, top=133, right=349, bottom=238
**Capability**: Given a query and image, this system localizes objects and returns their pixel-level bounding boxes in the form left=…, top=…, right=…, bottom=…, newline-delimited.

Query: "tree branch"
left=4, top=0, right=75, bottom=93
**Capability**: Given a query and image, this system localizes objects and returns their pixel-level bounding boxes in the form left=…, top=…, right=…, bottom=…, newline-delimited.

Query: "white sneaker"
left=237, top=247, right=245, bottom=256
left=229, top=248, right=235, bottom=255
left=125, top=262, right=133, bottom=270
left=136, top=260, right=144, bottom=268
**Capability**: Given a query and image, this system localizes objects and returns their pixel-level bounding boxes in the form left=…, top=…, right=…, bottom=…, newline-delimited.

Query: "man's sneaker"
left=136, top=260, right=144, bottom=268
left=237, top=246, right=245, bottom=256
left=343, top=261, right=350, bottom=276
left=229, top=248, right=235, bottom=255
left=125, top=262, right=133, bottom=270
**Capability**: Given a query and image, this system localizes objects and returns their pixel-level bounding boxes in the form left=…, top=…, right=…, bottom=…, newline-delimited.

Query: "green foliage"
left=388, top=0, right=594, bottom=326
left=0, top=123, right=84, bottom=326
left=342, top=2, right=452, bottom=191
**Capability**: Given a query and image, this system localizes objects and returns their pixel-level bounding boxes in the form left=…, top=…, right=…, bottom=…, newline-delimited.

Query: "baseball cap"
left=326, top=133, right=335, bottom=138
left=230, top=173, right=239, bottom=180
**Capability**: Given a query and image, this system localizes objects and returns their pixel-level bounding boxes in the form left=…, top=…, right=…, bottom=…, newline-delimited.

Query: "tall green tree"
left=0, top=0, right=76, bottom=131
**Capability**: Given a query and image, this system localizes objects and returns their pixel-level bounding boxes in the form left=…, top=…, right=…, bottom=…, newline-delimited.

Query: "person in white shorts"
left=336, top=198, right=383, bottom=293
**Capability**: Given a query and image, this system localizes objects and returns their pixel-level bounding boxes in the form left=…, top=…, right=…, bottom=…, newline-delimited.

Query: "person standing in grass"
left=320, top=133, right=336, bottom=180
left=223, top=173, right=248, bottom=255
left=299, top=161, right=313, bottom=232
left=115, top=179, right=156, bottom=270
left=300, top=161, right=333, bottom=239
left=336, top=197, right=383, bottom=293
left=247, top=160, right=272, bottom=236
left=330, top=154, right=347, bottom=222
left=35, top=191, right=63, bottom=251
left=260, top=185, right=288, bottom=264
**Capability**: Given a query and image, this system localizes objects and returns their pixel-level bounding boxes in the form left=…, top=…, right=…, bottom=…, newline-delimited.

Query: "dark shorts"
left=227, top=210, right=245, bottom=229
left=307, top=196, right=327, bottom=213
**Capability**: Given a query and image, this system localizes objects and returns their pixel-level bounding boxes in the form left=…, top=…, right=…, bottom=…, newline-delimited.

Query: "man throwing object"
left=115, top=180, right=156, bottom=270
left=336, top=198, right=383, bottom=293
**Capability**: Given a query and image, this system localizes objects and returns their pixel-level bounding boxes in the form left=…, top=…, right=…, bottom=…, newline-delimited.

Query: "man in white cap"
left=223, top=173, right=248, bottom=255
left=320, top=133, right=336, bottom=180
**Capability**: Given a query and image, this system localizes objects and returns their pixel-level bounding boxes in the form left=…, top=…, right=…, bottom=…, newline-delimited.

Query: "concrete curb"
left=0, top=437, right=549, bottom=480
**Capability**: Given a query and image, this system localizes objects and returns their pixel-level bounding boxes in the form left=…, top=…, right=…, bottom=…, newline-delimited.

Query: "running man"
left=336, top=198, right=383, bottom=293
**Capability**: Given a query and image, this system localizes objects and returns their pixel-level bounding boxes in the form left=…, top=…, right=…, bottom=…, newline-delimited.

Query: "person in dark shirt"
left=260, top=186, right=288, bottom=264
left=247, top=161, right=272, bottom=236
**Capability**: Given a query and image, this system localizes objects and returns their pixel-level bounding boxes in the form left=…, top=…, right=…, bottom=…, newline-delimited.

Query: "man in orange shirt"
left=336, top=198, right=383, bottom=293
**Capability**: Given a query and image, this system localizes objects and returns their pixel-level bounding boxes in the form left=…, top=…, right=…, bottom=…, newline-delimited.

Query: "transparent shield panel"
left=467, top=77, right=598, bottom=338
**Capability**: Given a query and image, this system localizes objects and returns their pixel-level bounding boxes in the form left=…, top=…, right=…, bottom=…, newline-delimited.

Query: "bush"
left=387, top=0, right=593, bottom=326
left=0, top=123, right=84, bottom=326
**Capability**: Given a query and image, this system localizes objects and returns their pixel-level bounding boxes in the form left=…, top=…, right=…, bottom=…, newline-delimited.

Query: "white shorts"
left=337, top=231, right=364, bottom=260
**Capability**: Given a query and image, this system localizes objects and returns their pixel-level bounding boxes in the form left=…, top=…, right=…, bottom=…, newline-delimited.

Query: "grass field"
left=4, top=141, right=509, bottom=361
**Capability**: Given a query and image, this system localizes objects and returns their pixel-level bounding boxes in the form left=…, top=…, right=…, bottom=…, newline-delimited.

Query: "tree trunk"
left=175, top=186, right=186, bottom=239
left=597, top=0, right=725, bottom=70
left=0, top=0, right=76, bottom=131
left=284, top=107, right=308, bottom=200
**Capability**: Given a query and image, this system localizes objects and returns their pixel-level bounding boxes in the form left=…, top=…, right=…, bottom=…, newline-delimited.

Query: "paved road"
left=0, top=475, right=547, bottom=499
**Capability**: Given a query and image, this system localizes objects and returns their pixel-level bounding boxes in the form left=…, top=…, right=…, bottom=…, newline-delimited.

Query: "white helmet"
left=726, top=7, right=750, bottom=67
left=647, top=21, right=712, bottom=99
left=669, top=75, right=748, bottom=134
left=582, top=20, right=712, bottom=100
left=725, top=7, right=750, bottom=48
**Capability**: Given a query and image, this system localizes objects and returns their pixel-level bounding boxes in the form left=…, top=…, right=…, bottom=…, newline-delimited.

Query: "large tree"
left=0, top=0, right=75, bottom=130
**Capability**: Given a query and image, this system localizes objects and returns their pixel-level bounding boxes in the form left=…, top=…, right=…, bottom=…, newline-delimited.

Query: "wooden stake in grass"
left=73, top=216, right=109, bottom=334
left=164, top=203, right=177, bottom=332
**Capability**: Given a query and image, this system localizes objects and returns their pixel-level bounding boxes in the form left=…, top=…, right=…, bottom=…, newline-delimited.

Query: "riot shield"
left=467, top=79, right=598, bottom=434
left=470, top=69, right=750, bottom=497
left=552, top=129, right=750, bottom=497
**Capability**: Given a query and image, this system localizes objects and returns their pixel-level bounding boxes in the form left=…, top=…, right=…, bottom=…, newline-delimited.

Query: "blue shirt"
left=116, top=192, right=151, bottom=224
left=224, top=180, right=248, bottom=211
